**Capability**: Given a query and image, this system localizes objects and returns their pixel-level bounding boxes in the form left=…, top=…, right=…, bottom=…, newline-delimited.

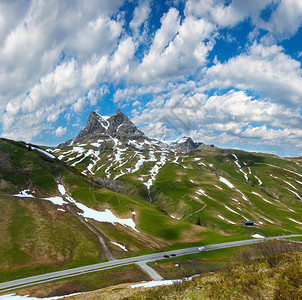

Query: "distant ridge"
left=60, top=109, right=204, bottom=152
left=170, top=137, right=203, bottom=152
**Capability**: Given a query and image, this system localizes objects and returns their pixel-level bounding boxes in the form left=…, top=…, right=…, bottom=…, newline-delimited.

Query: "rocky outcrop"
left=106, top=109, right=145, bottom=139
left=61, top=109, right=146, bottom=146
left=170, top=137, right=203, bottom=152
left=92, top=177, right=123, bottom=193
left=74, top=111, right=107, bottom=141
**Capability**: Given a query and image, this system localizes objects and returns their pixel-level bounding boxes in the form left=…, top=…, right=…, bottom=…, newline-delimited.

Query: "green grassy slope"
left=0, top=138, right=233, bottom=282
left=127, top=251, right=302, bottom=300
left=150, top=149, right=302, bottom=237
left=51, top=139, right=302, bottom=239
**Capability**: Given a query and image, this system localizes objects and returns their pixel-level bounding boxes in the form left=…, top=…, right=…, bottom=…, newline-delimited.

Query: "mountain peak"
left=61, top=110, right=145, bottom=146
left=170, top=136, right=203, bottom=152
left=60, top=111, right=203, bottom=152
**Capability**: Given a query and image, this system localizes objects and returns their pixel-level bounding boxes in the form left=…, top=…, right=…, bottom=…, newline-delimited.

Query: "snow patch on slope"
left=68, top=196, right=139, bottom=232
left=235, top=189, right=249, bottom=202
left=14, top=190, right=35, bottom=198
left=289, top=218, right=302, bottom=225
left=31, top=146, right=56, bottom=159
left=266, top=164, right=302, bottom=178
left=252, top=234, right=265, bottom=238
left=285, top=187, right=302, bottom=200
left=53, top=183, right=140, bottom=232
left=42, top=196, right=67, bottom=206
left=282, top=180, right=298, bottom=191
left=144, top=151, right=168, bottom=190
left=111, top=241, right=128, bottom=251
left=196, top=188, right=207, bottom=196
left=232, top=154, right=248, bottom=181
left=129, top=275, right=197, bottom=289
left=219, top=177, right=234, bottom=188
left=254, top=175, right=262, bottom=185
left=218, top=214, right=236, bottom=224
left=129, top=280, right=181, bottom=288
left=251, top=192, right=274, bottom=205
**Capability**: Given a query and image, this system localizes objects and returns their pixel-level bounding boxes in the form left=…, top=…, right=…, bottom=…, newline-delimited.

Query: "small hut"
left=241, top=221, right=254, bottom=226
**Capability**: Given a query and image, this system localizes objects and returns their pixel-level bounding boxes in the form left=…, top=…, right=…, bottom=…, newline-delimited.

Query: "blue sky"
left=0, top=0, right=301, bottom=157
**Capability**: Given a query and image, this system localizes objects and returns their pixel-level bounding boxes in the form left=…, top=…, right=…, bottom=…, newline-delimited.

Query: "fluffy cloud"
left=110, top=37, right=136, bottom=77
left=130, top=0, right=151, bottom=32
left=184, top=0, right=274, bottom=27
left=0, top=0, right=301, bottom=157
left=258, top=0, right=302, bottom=39
left=204, top=91, right=302, bottom=128
left=0, top=1, right=123, bottom=100
left=55, top=126, right=67, bottom=137
left=141, top=122, right=172, bottom=139
left=0, top=0, right=126, bottom=140
left=134, top=90, right=301, bottom=129
left=185, top=0, right=302, bottom=41
left=81, top=56, right=108, bottom=89
left=134, top=8, right=215, bottom=82
left=132, top=89, right=302, bottom=155
left=187, top=125, right=302, bottom=156
left=206, top=43, right=302, bottom=106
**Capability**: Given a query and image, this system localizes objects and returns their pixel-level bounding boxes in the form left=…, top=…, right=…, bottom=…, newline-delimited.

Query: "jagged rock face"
left=76, top=111, right=107, bottom=139
left=171, top=137, right=203, bottom=152
left=197, top=143, right=215, bottom=151
left=60, top=110, right=204, bottom=152
left=106, top=110, right=144, bottom=139
left=62, top=109, right=145, bottom=146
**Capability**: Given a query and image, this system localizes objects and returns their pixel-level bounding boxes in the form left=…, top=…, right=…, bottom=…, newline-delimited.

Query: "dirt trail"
left=55, top=174, right=115, bottom=261
left=65, top=204, right=115, bottom=261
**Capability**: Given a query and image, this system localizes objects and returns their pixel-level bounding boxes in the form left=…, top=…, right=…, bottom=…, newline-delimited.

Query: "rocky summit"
left=61, top=109, right=204, bottom=153
left=62, top=109, right=146, bottom=146
left=170, top=137, right=203, bottom=152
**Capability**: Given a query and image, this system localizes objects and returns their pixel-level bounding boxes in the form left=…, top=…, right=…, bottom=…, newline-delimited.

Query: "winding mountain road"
left=1, top=234, right=301, bottom=293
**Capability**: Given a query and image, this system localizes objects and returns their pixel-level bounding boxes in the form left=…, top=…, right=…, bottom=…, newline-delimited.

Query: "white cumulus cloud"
left=206, top=42, right=302, bottom=106
left=55, top=126, right=67, bottom=137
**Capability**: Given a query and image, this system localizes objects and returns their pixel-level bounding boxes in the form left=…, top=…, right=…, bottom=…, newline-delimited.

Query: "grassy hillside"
left=50, top=138, right=302, bottom=239
left=126, top=246, right=302, bottom=299
left=0, top=138, right=238, bottom=282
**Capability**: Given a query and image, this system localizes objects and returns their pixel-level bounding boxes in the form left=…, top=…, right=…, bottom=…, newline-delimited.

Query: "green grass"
left=149, top=246, right=244, bottom=279
left=51, top=140, right=302, bottom=241
left=128, top=243, right=302, bottom=300
left=0, top=196, right=101, bottom=282
left=138, top=208, right=191, bottom=241
left=0, top=264, right=150, bottom=299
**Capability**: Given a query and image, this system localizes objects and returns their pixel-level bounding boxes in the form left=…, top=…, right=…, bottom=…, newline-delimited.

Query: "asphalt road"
left=137, top=261, right=163, bottom=281
left=0, top=234, right=301, bottom=292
